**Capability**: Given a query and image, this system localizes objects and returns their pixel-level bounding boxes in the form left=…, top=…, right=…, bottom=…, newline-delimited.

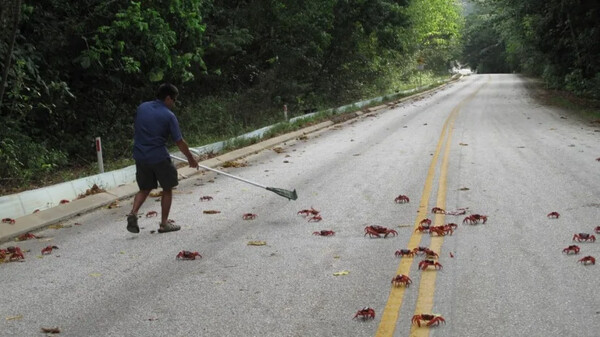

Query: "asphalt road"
left=2, top=74, right=599, bottom=337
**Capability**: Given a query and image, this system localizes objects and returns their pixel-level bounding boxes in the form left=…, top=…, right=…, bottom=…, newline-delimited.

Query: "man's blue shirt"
left=133, top=100, right=183, bottom=164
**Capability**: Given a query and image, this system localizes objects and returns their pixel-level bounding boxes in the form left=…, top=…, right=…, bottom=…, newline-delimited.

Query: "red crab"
left=412, top=314, right=446, bottom=327
left=242, top=213, right=257, bottom=220
left=16, top=233, right=38, bottom=241
left=313, top=230, right=335, bottom=236
left=364, top=225, right=397, bottom=238
left=307, top=214, right=322, bottom=222
left=418, top=259, right=443, bottom=270
left=297, top=207, right=320, bottom=217
left=415, top=224, right=430, bottom=233
left=59, top=199, right=70, bottom=204
left=429, top=226, right=447, bottom=237
left=395, top=249, right=414, bottom=257
left=573, top=233, right=596, bottom=242
left=578, top=256, right=595, bottom=265
left=441, top=225, right=455, bottom=235
left=446, top=223, right=458, bottom=230
left=594, top=226, right=600, bottom=234
left=431, top=207, right=445, bottom=214
left=562, top=245, right=580, bottom=255
left=391, top=274, right=412, bottom=287
left=463, top=214, right=487, bottom=225
left=176, top=251, right=202, bottom=260
left=423, top=248, right=439, bottom=258
left=41, top=245, right=59, bottom=255
left=547, top=212, right=560, bottom=219
left=6, top=246, right=24, bottom=261
left=420, top=218, right=432, bottom=226
left=412, top=246, right=430, bottom=255
left=199, top=196, right=213, bottom=201
left=146, top=211, right=158, bottom=218
left=353, top=307, right=375, bottom=320
left=2, top=218, right=16, bottom=224
left=394, top=195, right=410, bottom=204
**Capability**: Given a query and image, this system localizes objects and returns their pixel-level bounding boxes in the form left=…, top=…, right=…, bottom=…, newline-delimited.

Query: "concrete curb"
left=0, top=121, right=334, bottom=244
left=0, top=77, right=459, bottom=244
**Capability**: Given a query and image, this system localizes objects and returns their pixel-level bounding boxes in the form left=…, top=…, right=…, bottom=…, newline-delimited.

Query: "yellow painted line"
left=376, top=80, right=489, bottom=337
left=409, top=109, right=456, bottom=337
left=410, top=83, right=488, bottom=337
left=375, top=106, right=457, bottom=337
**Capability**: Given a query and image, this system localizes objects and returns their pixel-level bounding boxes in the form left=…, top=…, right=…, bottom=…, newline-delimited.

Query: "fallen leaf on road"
left=222, top=160, right=247, bottom=168
left=272, top=147, right=285, bottom=153
left=6, top=314, right=23, bottom=321
left=333, top=255, right=341, bottom=259
left=41, top=327, right=60, bottom=333
left=203, top=210, right=221, bottom=214
left=149, top=191, right=162, bottom=197
left=459, top=143, right=468, bottom=146
left=333, top=271, right=350, bottom=276
left=89, top=273, right=102, bottom=277
left=458, top=187, right=470, bottom=191
left=247, top=241, right=266, bottom=246
left=48, top=224, right=70, bottom=230
left=107, top=200, right=121, bottom=209
left=397, top=224, right=411, bottom=228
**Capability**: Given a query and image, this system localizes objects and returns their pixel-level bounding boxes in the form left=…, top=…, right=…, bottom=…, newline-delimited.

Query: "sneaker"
left=126, top=214, right=140, bottom=233
left=158, top=221, right=180, bottom=233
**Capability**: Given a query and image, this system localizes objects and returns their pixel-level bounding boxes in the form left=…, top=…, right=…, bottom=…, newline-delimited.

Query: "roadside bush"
left=0, top=126, right=68, bottom=188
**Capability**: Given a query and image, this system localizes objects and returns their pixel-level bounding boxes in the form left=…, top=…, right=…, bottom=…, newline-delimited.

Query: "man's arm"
left=175, top=139, right=199, bottom=168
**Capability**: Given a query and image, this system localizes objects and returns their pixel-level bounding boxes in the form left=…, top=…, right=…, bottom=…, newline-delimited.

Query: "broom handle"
left=170, top=154, right=267, bottom=189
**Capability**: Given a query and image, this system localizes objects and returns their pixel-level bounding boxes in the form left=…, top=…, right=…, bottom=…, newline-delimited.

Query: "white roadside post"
left=95, top=137, right=104, bottom=173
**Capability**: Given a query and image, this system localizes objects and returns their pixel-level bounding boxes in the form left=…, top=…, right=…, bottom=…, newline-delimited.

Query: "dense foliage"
left=0, top=0, right=463, bottom=191
left=462, top=0, right=600, bottom=96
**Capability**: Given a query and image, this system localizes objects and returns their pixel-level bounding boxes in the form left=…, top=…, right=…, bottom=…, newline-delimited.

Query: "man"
left=126, top=83, right=198, bottom=234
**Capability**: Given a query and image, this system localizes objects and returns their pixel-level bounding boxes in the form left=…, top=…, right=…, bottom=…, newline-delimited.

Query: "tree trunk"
left=0, top=0, right=21, bottom=111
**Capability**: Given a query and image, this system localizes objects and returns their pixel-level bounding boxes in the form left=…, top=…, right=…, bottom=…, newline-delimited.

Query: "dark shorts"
left=135, top=159, right=178, bottom=191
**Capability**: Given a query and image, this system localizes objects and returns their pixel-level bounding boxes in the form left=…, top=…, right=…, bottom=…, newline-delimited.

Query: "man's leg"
left=160, top=188, right=172, bottom=225
left=127, top=190, right=150, bottom=233
left=131, top=190, right=151, bottom=215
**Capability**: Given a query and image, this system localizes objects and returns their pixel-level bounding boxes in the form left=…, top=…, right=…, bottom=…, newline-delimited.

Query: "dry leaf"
left=222, top=161, right=247, bottom=168
left=48, top=224, right=70, bottom=229
left=41, top=327, right=60, bottom=333
left=272, top=147, right=285, bottom=153
left=89, top=273, right=102, bottom=277
left=397, top=224, right=412, bottom=228
left=333, top=271, right=350, bottom=276
left=458, top=187, right=470, bottom=191
left=247, top=241, right=266, bottom=246
left=203, top=210, right=221, bottom=214
left=459, top=143, right=468, bottom=146
left=6, top=315, right=23, bottom=321
left=107, top=200, right=120, bottom=209
left=149, top=191, right=163, bottom=197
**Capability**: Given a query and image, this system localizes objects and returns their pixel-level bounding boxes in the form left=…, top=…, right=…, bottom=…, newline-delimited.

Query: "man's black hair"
left=156, top=83, right=179, bottom=100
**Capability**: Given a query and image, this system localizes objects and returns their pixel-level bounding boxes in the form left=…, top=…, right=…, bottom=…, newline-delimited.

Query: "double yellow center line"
left=376, top=82, right=486, bottom=337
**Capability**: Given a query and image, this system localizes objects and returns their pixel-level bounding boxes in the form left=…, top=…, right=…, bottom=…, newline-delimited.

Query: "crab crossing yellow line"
left=375, top=106, right=457, bottom=337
